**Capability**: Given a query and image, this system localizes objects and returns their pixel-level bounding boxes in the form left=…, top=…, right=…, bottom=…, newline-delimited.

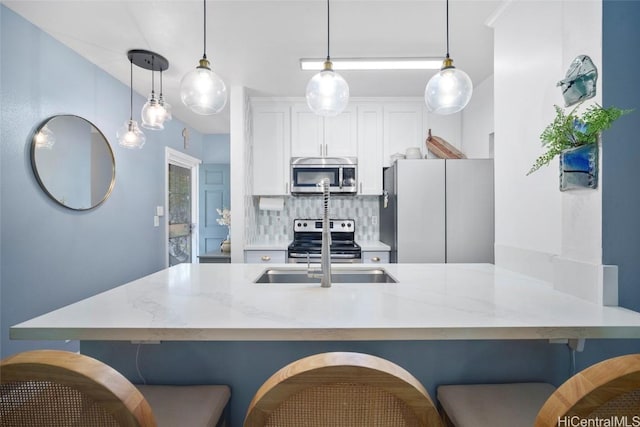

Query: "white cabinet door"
left=383, top=103, right=424, bottom=167
left=324, top=106, right=357, bottom=157
left=357, top=104, right=383, bottom=195
left=291, top=104, right=323, bottom=157
left=291, top=104, right=356, bottom=158
left=252, top=103, right=291, bottom=195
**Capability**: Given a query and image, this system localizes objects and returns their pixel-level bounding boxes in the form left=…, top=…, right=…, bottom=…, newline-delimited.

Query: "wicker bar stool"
left=437, top=353, right=640, bottom=427
left=0, top=349, right=230, bottom=427
left=244, top=351, right=443, bottom=427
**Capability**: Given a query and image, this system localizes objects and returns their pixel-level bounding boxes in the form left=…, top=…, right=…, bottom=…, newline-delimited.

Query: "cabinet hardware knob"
left=371, top=256, right=381, bottom=262
left=261, top=256, right=271, bottom=261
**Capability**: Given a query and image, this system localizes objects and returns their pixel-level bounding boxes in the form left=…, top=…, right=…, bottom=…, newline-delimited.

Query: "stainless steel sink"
left=254, top=268, right=397, bottom=284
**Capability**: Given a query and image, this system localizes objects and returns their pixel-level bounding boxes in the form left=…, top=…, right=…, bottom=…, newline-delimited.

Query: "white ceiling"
left=3, top=0, right=500, bottom=134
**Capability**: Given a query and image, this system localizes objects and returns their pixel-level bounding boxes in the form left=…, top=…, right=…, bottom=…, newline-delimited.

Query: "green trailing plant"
left=527, top=103, right=631, bottom=175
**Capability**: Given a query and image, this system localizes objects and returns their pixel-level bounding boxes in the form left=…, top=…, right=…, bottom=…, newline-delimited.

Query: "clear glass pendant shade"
left=180, top=59, right=228, bottom=115
left=117, top=119, right=146, bottom=149
left=305, top=67, right=350, bottom=117
left=424, top=62, right=473, bottom=115
left=141, top=94, right=166, bottom=130
left=158, top=94, right=172, bottom=122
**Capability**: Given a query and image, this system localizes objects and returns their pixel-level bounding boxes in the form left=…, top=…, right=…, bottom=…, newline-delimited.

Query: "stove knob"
left=347, top=223, right=352, bottom=228
left=341, top=222, right=346, bottom=228
left=297, top=222, right=302, bottom=227
left=303, top=222, right=307, bottom=227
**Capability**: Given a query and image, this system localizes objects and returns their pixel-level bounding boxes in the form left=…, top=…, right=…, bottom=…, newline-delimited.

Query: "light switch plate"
left=156, top=206, right=164, bottom=217
left=153, top=216, right=160, bottom=227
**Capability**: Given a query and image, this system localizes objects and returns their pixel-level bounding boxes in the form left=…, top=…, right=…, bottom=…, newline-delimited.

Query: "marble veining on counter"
left=11, top=263, right=640, bottom=342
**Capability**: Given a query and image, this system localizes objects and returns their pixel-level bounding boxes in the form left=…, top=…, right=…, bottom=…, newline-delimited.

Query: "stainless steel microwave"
left=290, top=157, right=357, bottom=195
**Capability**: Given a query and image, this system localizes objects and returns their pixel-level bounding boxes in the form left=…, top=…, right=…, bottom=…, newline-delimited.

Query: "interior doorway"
left=165, top=148, right=201, bottom=267
left=199, top=164, right=231, bottom=254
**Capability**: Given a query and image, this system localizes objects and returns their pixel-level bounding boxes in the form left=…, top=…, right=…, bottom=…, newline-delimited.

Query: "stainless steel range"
left=287, top=219, right=362, bottom=263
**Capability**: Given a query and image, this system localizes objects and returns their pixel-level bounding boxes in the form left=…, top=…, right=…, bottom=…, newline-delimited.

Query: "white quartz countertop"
left=244, top=243, right=289, bottom=251
left=11, top=263, right=640, bottom=342
left=358, top=241, right=391, bottom=251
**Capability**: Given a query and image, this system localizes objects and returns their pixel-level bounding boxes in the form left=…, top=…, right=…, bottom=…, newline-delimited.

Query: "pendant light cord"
left=445, top=0, right=450, bottom=59
left=203, top=0, right=207, bottom=59
left=326, top=0, right=330, bottom=61
left=151, top=56, right=155, bottom=95
left=129, top=57, right=133, bottom=121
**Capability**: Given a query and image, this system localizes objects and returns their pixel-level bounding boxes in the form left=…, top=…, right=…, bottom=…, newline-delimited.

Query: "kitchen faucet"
left=307, top=178, right=332, bottom=287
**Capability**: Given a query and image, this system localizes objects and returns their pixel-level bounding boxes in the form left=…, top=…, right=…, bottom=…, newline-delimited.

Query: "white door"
left=166, top=148, right=201, bottom=267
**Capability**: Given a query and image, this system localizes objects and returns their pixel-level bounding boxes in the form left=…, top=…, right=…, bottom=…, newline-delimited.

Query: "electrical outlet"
left=372, top=215, right=378, bottom=226
left=153, top=216, right=159, bottom=227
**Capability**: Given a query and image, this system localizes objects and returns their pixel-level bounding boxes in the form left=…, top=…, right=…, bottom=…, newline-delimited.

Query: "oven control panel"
left=293, top=219, right=355, bottom=233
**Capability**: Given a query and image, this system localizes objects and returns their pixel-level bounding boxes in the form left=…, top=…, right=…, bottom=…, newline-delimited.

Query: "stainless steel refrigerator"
left=379, top=159, right=494, bottom=263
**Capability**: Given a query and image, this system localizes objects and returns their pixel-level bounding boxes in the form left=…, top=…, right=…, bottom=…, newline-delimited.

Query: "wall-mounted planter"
left=559, top=144, right=598, bottom=191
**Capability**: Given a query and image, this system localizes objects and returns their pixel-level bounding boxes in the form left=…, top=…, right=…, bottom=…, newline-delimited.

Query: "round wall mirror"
left=31, top=115, right=115, bottom=210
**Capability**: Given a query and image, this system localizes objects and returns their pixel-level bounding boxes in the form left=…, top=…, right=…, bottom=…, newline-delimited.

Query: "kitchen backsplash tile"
left=248, top=196, right=380, bottom=244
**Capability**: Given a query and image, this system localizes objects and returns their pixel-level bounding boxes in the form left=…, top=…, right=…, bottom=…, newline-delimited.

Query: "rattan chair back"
left=244, top=351, right=443, bottom=427
left=0, top=349, right=156, bottom=426
left=535, top=353, right=640, bottom=426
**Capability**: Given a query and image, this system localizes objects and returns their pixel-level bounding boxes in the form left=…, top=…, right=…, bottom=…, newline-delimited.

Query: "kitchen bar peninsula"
left=11, top=263, right=640, bottom=341
left=11, top=263, right=640, bottom=426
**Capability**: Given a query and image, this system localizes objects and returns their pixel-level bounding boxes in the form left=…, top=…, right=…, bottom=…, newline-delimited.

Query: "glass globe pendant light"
left=305, top=0, right=349, bottom=117
left=180, top=0, right=227, bottom=115
left=158, top=69, right=172, bottom=122
left=424, top=0, right=473, bottom=115
left=117, top=54, right=145, bottom=149
left=141, top=57, right=166, bottom=130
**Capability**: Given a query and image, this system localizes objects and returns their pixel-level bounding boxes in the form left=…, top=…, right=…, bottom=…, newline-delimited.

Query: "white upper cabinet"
left=324, top=106, right=357, bottom=157
left=251, top=102, right=291, bottom=195
left=249, top=98, right=462, bottom=197
left=383, top=102, right=425, bottom=167
left=357, top=104, right=383, bottom=195
left=291, top=105, right=323, bottom=157
left=291, top=104, right=357, bottom=158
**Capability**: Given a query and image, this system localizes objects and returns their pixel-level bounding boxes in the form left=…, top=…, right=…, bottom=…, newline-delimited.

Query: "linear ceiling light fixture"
left=180, top=0, right=227, bottom=115
left=424, top=0, right=473, bottom=115
left=305, top=0, right=349, bottom=117
left=300, top=57, right=443, bottom=71
left=117, top=52, right=146, bottom=149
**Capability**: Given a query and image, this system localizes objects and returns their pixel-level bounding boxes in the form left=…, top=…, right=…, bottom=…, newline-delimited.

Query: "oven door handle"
left=288, top=252, right=359, bottom=259
left=289, top=252, right=319, bottom=258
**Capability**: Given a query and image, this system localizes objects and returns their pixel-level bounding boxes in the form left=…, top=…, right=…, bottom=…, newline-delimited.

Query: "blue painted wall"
left=0, top=5, right=204, bottom=357
left=202, top=133, right=231, bottom=164
left=602, top=1, right=640, bottom=312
